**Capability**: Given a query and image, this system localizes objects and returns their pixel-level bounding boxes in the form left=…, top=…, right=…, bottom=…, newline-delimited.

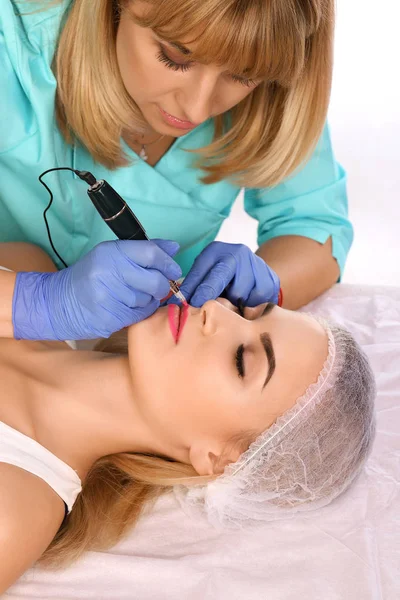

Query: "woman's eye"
left=230, top=74, right=258, bottom=87
left=235, top=300, right=246, bottom=378
left=156, top=45, right=257, bottom=86
left=156, top=46, right=192, bottom=72
left=235, top=344, right=245, bottom=378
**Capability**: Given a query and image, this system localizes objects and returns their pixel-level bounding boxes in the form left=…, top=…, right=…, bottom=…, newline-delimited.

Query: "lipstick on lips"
left=168, top=303, right=189, bottom=343
left=159, top=107, right=197, bottom=131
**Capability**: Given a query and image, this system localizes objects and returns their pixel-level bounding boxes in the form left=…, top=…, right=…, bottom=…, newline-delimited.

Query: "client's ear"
left=189, top=443, right=239, bottom=476
left=208, top=452, right=235, bottom=475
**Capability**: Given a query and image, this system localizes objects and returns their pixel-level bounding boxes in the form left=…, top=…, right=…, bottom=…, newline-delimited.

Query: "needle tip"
left=176, top=290, right=188, bottom=306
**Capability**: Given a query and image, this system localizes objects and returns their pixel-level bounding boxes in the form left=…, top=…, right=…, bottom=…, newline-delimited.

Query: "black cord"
left=39, top=167, right=97, bottom=269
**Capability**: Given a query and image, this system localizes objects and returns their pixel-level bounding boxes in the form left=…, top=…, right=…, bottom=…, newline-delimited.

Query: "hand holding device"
left=12, top=239, right=182, bottom=340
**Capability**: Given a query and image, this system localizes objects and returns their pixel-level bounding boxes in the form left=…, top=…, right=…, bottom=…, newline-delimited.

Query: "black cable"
left=39, top=167, right=97, bottom=269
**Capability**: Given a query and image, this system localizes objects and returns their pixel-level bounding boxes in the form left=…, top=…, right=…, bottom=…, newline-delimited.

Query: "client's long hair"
left=39, top=329, right=255, bottom=567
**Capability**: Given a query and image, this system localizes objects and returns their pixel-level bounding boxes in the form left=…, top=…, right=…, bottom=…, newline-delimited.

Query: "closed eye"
left=234, top=299, right=246, bottom=377
left=233, top=300, right=274, bottom=380
left=235, top=344, right=245, bottom=378
left=156, top=44, right=258, bottom=87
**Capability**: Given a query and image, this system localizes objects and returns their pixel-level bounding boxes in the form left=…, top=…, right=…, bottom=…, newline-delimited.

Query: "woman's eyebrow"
left=260, top=332, right=276, bottom=390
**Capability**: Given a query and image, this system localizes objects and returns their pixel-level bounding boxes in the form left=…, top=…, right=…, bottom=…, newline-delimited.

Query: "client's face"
left=128, top=300, right=328, bottom=475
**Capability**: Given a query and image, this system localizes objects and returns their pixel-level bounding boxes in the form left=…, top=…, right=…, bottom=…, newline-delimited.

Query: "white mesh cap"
left=174, top=316, right=376, bottom=529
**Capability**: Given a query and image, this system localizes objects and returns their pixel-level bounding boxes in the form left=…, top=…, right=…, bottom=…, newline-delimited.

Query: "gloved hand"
left=12, top=239, right=182, bottom=340
left=169, top=241, right=280, bottom=308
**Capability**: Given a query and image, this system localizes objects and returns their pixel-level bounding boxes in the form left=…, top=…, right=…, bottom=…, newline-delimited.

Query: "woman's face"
left=128, top=300, right=328, bottom=476
left=116, top=2, right=260, bottom=135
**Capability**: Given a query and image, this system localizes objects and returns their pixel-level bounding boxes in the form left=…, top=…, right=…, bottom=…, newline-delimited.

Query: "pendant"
left=139, top=146, right=148, bottom=161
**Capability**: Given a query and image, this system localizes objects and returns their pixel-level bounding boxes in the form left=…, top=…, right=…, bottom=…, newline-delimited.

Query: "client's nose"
left=201, top=300, right=219, bottom=337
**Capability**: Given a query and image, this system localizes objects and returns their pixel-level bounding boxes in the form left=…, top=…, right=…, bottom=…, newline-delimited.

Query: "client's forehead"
left=256, top=307, right=328, bottom=362
left=255, top=309, right=329, bottom=420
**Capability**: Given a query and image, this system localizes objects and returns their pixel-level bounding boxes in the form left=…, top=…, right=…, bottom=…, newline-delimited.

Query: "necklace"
left=132, top=132, right=165, bottom=161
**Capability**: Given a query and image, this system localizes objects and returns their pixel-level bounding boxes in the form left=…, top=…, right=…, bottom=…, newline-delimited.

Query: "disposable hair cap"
left=174, top=316, right=376, bottom=529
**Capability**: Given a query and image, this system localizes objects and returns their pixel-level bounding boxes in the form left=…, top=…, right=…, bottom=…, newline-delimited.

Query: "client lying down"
left=0, top=243, right=376, bottom=591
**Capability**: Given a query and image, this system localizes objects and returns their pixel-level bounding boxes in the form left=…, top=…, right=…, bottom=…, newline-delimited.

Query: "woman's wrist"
left=0, top=270, right=17, bottom=338
left=12, top=271, right=61, bottom=341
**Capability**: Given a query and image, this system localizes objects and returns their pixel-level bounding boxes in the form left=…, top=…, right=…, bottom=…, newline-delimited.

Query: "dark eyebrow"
left=259, top=303, right=276, bottom=389
left=260, top=332, right=275, bottom=390
left=236, top=301, right=276, bottom=388
left=167, top=41, right=192, bottom=56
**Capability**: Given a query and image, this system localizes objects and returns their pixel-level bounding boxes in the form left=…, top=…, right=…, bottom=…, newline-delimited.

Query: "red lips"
left=168, top=303, right=189, bottom=343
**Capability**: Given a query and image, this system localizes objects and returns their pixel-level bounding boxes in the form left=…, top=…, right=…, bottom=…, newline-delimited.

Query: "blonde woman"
left=0, top=243, right=375, bottom=592
left=0, top=0, right=352, bottom=345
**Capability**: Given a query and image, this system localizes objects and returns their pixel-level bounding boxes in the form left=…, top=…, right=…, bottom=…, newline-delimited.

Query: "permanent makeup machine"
left=38, top=167, right=188, bottom=307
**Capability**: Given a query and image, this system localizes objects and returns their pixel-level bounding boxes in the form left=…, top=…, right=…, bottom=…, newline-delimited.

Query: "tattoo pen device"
left=75, top=170, right=187, bottom=306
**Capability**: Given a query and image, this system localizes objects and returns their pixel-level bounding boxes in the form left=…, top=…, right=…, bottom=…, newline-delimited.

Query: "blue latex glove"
left=12, top=239, right=182, bottom=340
left=169, top=241, right=280, bottom=307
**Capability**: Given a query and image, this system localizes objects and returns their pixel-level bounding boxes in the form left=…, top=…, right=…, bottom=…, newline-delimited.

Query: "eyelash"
left=156, top=46, right=257, bottom=87
left=235, top=300, right=246, bottom=378
left=156, top=48, right=192, bottom=73
left=235, top=344, right=245, bottom=379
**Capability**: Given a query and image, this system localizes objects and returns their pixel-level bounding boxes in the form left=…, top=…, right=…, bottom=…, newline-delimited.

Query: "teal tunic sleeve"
left=244, top=124, right=353, bottom=280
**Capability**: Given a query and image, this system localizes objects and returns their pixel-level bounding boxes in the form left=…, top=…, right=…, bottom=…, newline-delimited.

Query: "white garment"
left=0, top=264, right=82, bottom=511
left=0, top=421, right=82, bottom=513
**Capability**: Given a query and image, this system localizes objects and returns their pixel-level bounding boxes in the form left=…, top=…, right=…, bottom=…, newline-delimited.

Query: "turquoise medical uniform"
left=0, top=0, right=353, bottom=276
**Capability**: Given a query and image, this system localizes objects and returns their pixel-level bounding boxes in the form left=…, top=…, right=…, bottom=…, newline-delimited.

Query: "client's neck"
left=30, top=348, right=175, bottom=479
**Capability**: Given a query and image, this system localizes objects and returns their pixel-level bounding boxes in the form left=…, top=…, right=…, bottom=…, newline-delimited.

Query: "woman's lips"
left=176, top=302, right=189, bottom=342
left=168, top=304, right=179, bottom=342
left=159, top=107, right=197, bottom=130
left=167, top=304, right=189, bottom=343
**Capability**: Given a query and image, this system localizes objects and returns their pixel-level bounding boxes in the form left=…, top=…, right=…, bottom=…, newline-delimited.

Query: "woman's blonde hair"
left=51, top=0, right=334, bottom=187
left=40, top=329, right=257, bottom=567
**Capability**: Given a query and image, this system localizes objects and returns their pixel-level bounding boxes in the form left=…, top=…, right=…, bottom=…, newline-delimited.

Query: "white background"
left=217, top=0, right=400, bottom=286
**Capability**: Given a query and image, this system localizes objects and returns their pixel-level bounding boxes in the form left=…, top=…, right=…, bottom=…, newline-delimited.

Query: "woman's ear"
left=189, top=443, right=239, bottom=476
left=209, top=452, right=236, bottom=475
left=189, top=443, right=216, bottom=476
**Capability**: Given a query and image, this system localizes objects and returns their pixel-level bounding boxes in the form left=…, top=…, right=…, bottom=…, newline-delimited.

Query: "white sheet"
left=4, top=283, right=400, bottom=600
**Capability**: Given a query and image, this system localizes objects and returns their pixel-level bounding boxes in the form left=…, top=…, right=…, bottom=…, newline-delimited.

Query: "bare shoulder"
left=0, top=463, right=65, bottom=594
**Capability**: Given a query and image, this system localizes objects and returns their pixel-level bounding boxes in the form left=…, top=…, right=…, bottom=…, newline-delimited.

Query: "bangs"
left=129, top=0, right=321, bottom=87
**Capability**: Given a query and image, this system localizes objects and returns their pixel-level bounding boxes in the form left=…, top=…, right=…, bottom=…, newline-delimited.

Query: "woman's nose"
left=201, top=299, right=219, bottom=337
left=180, top=70, right=218, bottom=124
